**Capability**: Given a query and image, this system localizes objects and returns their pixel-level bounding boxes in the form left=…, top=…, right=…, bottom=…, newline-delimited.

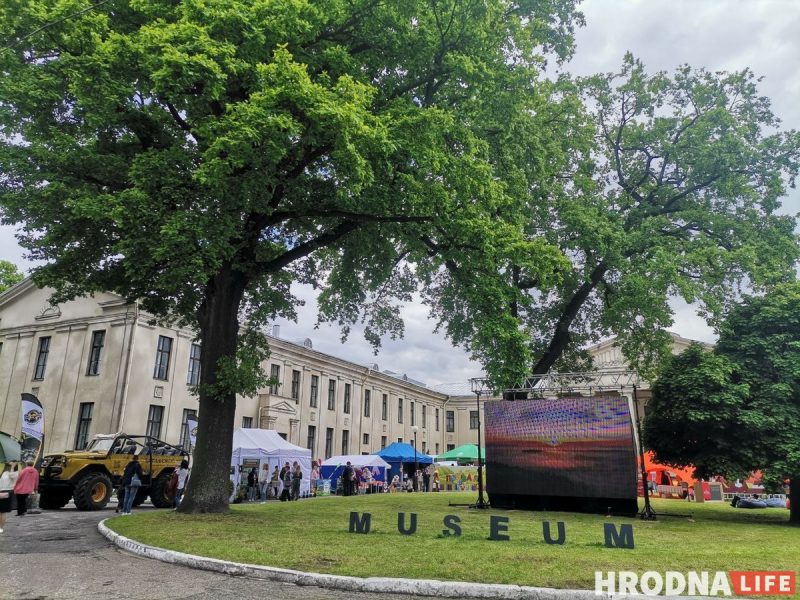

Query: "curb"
left=98, top=519, right=649, bottom=600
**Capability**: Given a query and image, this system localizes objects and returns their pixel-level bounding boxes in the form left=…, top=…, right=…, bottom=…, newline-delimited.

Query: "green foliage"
left=0, top=0, right=585, bottom=510
left=0, top=260, right=23, bottom=294
left=525, top=54, right=800, bottom=377
left=645, top=282, right=800, bottom=485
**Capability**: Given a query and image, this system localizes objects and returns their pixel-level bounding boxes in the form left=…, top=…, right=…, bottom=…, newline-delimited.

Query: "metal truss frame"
left=470, top=369, right=641, bottom=397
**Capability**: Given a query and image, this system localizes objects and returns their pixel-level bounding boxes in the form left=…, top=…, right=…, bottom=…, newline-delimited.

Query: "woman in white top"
left=0, top=462, right=20, bottom=533
left=174, top=460, right=190, bottom=508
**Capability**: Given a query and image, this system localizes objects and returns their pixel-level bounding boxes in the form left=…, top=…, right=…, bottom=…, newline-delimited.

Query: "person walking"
left=120, top=455, right=143, bottom=515
left=174, top=460, right=190, bottom=508
left=270, top=465, right=280, bottom=499
left=280, top=462, right=291, bottom=501
left=0, top=462, right=20, bottom=532
left=258, top=464, right=270, bottom=504
left=13, top=461, right=39, bottom=517
left=291, top=462, right=302, bottom=501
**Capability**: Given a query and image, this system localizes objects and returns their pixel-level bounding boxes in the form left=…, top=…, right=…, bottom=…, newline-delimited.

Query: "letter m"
left=349, top=512, right=372, bottom=534
left=603, top=523, right=634, bottom=549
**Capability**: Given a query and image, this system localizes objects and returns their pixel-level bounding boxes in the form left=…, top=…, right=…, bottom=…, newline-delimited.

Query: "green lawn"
left=107, top=494, right=797, bottom=592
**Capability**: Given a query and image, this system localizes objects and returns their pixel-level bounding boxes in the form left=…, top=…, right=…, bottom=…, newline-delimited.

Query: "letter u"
left=398, top=512, right=418, bottom=535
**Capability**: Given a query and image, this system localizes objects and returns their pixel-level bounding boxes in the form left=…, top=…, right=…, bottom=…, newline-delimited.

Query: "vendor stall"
left=230, top=428, right=312, bottom=497
left=320, top=454, right=390, bottom=493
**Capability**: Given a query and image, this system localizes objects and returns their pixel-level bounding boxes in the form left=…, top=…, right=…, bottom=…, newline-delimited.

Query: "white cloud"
left=2, top=0, right=798, bottom=384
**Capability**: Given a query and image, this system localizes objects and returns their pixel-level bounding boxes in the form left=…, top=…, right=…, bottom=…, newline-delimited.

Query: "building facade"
left=0, top=280, right=482, bottom=458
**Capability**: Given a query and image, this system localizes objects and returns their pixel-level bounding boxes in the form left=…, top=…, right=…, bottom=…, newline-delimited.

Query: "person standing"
left=258, top=464, right=270, bottom=504
left=13, top=461, right=39, bottom=517
left=291, top=462, right=302, bottom=501
left=270, top=465, right=280, bottom=499
left=280, top=462, right=292, bottom=501
left=310, top=462, right=320, bottom=497
left=342, top=462, right=354, bottom=497
left=121, top=455, right=143, bottom=515
left=246, top=467, right=258, bottom=502
left=423, top=465, right=431, bottom=493
left=0, top=462, right=20, bottom=532
left=174, top=460, right=190, bottom=508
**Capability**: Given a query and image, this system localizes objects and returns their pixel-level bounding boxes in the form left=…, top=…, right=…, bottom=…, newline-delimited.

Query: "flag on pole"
left=20, top=393, right=45, bottom=466
left=186, top=415, right=198, bottom=451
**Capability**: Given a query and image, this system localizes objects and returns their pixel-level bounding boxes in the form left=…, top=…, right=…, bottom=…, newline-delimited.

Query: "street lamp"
left=411, top=425, right=419, bottom=491
left=469, top=378, right=489, bottom=509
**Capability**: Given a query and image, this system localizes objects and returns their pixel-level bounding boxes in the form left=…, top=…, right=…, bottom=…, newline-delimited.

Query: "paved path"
left=0, top=503, right=413, bottom=600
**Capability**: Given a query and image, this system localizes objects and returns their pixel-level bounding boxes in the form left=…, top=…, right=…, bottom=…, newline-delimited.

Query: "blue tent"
left=376, top=442, right=432, bottom=483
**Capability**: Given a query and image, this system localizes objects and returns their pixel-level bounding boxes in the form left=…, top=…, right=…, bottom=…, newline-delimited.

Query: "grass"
left=107, top=494, right=797, bottom=593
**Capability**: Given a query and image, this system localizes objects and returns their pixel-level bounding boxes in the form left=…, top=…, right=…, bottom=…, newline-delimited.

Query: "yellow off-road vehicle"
left=38, top=433, right=187, bottom=510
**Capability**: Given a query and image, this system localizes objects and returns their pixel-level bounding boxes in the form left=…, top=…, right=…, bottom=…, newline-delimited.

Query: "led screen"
left=484, top=396, right=637, bottom=499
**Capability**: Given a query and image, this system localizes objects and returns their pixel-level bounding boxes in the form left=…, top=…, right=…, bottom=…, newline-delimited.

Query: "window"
left=470, top=410, right=480, bottom=430
left=33, top=336, right=51, bottom=380
left=435, top=408, right=440, bottom=431
left=153, top=336, right=172, bottom=380
left=327, top=380, right=336, bottom=410
left=381, top=436, right=387, bottom=449
left=86, top=330, right=105, bottom=376
left=146, top=405, right=164, bottom=439
left=344, top=383, right=351, bottom=414
left=381, top=394, right=388, bottom=420
left=74, top=402, right=94, bottom=450
left=278, top=432, right=287, bottom=440
left=447, top=443, right=455, bottom=451
left=341, top=429, right=349, bottom=455
left=446, top=410, right=455, bottom=433
left=179, top=409, right=197, bottom=448
left=325, top=428, right=334, bottom=459
left=307, top=425, right=316, bottom=452
left=362, top=433, right=369, bottom=445
left=310, top=375, right=319, bottom=407
left=397, top=398, right=403, bottom=424
left=269, top=364, right=280, bottom=394
left=363, top=390, right=371, bottom=417
left=242, top=416, right=253, bottom=428
left=397, top=437, right=403, bottom=443
left=422, top=442, right=426, bottom=453
left=291, top=370, right=301, bottom=402
left=421, top=404, right=426, bottom=429
left=410, top=401, right=415, bottom=426
left=187, top=343, right=201, bottom=385
left=435, top=443, right=439, bottom=454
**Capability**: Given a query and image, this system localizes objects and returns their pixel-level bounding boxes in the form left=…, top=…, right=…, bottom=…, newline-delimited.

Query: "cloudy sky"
left=2, top=0, right=798, bottom=386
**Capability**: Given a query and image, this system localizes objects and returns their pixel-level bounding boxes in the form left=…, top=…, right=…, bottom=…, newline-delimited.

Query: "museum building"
left=0, top=279, right=485, bottom=457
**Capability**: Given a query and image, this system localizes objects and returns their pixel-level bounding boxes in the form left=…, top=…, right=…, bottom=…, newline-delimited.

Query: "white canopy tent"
left=231, top=428, right=312, bottom=495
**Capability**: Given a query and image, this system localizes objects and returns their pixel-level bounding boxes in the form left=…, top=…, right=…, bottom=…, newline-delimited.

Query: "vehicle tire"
left=39, top=489, right=72, bottom=510
left=132, top=487, right=148, bottom=507
left=149, top=471, right=173, bottom=508
left=73, top=472, right=113, bottom=510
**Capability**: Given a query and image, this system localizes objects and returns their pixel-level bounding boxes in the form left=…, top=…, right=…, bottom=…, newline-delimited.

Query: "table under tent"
left=375, top=442, right=433, bottom=485
left=320, top=454, right=390, bottom=493
left=230, top=428, right=312, bottom=498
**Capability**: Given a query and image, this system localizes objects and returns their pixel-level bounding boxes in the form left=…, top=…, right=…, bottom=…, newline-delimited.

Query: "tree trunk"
left=790, top=476, right=799, bottom=526
left=531, top=263, right=608, bottom=376
left=178, top=266, right=246, bottom=513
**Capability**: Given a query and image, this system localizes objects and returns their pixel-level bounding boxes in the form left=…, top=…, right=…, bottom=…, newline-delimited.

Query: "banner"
left=186, top=415, right=198, bottom=450
left=20, top=393, right=45, bottom=465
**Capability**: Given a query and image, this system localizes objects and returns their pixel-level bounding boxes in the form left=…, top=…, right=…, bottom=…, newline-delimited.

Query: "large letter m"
left=349, top=512, right=372, bottom=534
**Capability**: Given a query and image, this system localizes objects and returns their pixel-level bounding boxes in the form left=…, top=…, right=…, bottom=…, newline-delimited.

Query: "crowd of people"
left=0, top=460, right=41, bottom=532
left=244, top=460, right=306, bottom=502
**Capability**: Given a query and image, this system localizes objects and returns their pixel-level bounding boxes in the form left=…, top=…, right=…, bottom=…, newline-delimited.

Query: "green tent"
left=437, top=443, right=481, bottom=462
left=0, top=431, right=21, bottom=464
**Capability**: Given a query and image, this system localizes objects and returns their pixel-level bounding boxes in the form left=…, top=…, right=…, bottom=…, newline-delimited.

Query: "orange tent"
left=640, top=451, right=696, bottom=486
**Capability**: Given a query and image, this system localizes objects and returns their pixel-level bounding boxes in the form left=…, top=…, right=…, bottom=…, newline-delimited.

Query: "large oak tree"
left=0, top=0, right=583, bottom=512
left=515, top=55, right=800, bottom=377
